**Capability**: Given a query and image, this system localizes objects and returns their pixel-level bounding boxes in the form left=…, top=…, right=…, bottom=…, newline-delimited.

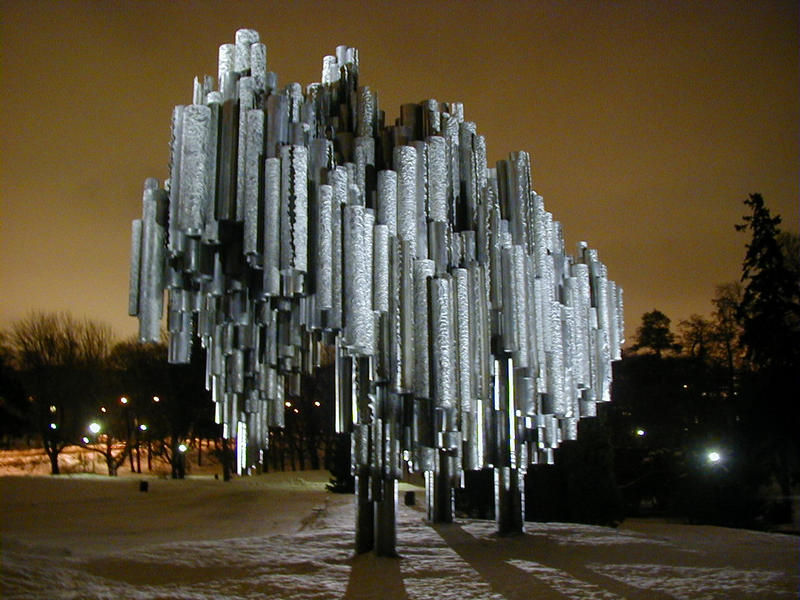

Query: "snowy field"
left=1, top=470, right=798, bottom=600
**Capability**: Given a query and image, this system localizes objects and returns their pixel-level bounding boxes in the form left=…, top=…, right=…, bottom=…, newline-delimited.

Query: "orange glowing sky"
left=1, top=1, right=797, bottom=342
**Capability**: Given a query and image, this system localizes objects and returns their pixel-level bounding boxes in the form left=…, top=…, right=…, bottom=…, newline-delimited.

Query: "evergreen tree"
left=736, top=194, right=800, bottom=511
left=631, top=309, right=681, bottom=357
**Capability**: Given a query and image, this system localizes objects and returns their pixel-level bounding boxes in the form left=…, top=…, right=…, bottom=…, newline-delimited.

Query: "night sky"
left=1, top=1, right=797, bottom=342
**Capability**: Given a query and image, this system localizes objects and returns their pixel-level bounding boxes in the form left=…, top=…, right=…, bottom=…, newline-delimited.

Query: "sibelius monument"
left=129, top=29, right=624, bottom=557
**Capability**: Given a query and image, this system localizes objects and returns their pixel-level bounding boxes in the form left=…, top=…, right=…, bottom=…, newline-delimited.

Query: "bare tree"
left=7, top=312, right=112, bottom=474
left=678, top=315, right=714, bottom=360
left=710, top=282, right=744, bottom=386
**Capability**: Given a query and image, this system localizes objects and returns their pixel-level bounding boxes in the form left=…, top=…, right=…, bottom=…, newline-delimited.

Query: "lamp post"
left=119, top=396, right=136, bottom=472
left=88, top=422, right=102, bottom=473
left=176, top=442, right=187, bottom=479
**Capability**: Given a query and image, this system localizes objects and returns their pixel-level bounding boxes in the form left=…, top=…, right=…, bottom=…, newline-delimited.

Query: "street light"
left=120, top=396, right=129, bottom=405
left=178, top=443, right=187, bottom=453
left=635, top=428, right=646, bottom=437
left=707, top=450, right=722, bottom=464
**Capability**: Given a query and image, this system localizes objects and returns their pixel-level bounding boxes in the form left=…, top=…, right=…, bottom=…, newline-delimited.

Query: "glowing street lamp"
left=139, top=424, right=148, bottom=431
left=89, top=422, right=101, bottom=435
left=707, top=450, right=722, bottom=464
left=120, top=396, right=129, bottom=405
left=178, top=443, right=187, bottom=453
left=635, top=428, right=646, bottom=437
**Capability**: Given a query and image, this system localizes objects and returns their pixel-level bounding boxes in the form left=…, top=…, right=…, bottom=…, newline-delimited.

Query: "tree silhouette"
left=710, top=282, right=744, bottom=392
left=736, top=194, right=800, bottom=508
left=6, top=312, right=112, bottom=474
left=0, top=333, right=30, bottom=445
left=678, top=315, right=714, bottom=361
left=631, top=309, right=681, bottom=357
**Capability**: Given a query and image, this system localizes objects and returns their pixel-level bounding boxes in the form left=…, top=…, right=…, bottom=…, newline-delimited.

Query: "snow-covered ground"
left=1, top=470, right=797, bottom=599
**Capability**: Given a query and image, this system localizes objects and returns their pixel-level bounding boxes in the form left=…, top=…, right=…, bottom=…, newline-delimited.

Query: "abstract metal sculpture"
left=129, top=29, right=624, bottom=556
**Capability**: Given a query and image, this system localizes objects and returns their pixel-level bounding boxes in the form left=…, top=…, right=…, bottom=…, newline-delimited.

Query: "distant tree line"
left=607, top=193, right=799, bottom=528
left=0, top=315, right=336, bottom=478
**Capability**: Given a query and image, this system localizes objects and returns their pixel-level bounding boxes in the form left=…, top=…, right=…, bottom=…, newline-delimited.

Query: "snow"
left=589, top=564, right=788, bottom=600
left=1, top=470, right=798, bottom=599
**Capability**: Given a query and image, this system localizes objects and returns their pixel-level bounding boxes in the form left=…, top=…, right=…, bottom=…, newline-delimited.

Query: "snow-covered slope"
left=1, top=472, right=797, bottom=599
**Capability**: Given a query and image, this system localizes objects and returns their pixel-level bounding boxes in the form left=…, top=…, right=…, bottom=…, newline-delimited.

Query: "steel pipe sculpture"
left=129, top=29, right=624, bottom=556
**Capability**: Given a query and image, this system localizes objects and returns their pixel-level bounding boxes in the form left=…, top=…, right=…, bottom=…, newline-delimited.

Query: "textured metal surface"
left=377, top=169, right=397, bottom=237
left=316, top=184, right=333, bottom=310
left=412, top=259, right=435, bottom=399
left=263, top=157, right=281, bottom=297
left=427, top=136, right=447, bottom=222
left=429, top=276, right=454, bottom=411
left=343, top=205, right=373, bottom=354
left=243, top=109, right=264, bottom=256
left=128, top=219, right=142, bottom=317
left=373, top=224, right=389, bottom=314
left=280, top=144, right=308, bottom=276
left=235, top=28, right=260, bottom=73
left=394, top=145, right=417, bottom=258
left=250, top=43, right=268, bottom=91
left=130, top=29, right=624, bottom=554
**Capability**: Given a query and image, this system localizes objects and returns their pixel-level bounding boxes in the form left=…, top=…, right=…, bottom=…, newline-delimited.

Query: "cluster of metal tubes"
left=129, top=29, right=624, bottom=555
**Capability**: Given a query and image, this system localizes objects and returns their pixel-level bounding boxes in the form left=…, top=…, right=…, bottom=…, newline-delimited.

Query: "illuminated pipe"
left=243, top=109, right=265, bottom=257
left=129, top=29, right=627, bottom=557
